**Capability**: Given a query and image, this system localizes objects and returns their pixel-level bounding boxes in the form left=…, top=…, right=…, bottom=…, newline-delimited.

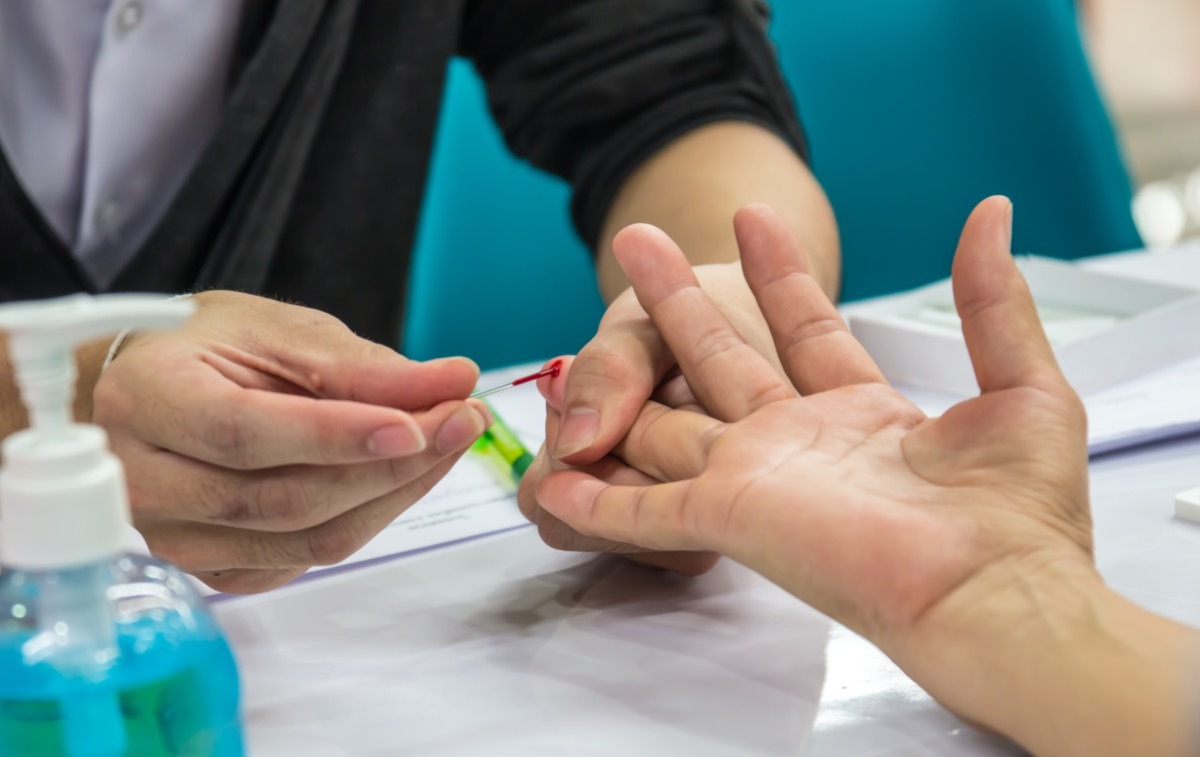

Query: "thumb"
left=535, top=356, right=575, bottom=413
left=952, top=197, right=1066, bottom=395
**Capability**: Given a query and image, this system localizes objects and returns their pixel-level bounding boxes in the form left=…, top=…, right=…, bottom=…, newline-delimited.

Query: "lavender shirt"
left=0, top=0, right=243, bottom=286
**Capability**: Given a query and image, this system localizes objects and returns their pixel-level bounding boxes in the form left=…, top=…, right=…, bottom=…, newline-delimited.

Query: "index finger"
left=734, top=205, right=887, bottom=395
left=612, top=223, right=793, bottom=421
left=97, top=361, right=435, bottom=469
left=201, top=294, right=482, bottom=410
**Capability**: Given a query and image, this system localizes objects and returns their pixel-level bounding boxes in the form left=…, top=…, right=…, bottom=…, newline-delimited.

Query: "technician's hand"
left=535, top=199, right=1099, bottom=724
left=94, top=291, right=491, bottom=594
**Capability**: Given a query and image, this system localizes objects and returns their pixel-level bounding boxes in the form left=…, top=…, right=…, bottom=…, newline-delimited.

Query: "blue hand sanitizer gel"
left=0, top=295, right=244, bottom=756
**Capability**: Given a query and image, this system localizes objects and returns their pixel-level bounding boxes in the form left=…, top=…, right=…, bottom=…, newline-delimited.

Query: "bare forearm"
left=597, top=122, right=840, bottom=302
left=918, top=566, right=1199, bottom=757
left=1004, top=589, right=1198, bottom=757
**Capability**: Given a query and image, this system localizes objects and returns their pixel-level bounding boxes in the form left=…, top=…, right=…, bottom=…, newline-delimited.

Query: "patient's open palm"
left=535, top=199, right=1094, bottom=668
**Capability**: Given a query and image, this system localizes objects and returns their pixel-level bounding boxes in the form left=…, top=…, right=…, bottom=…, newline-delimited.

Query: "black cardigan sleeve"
left=459, top=0, right=808, bottom=250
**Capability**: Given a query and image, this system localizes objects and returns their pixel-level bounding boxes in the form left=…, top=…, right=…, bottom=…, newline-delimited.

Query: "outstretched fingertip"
left=611, top=223, right=659, bottom=270
left=733, top=203, right=811, bottom=292
left=951, top=196, right=1014, bottom=284
left=611, top=223, right=692, bottom=296
left=732, top=203, right=791, bottom=250
left=536, top=355, right=574, bottom=410
left=952, top=197, right=1065, bottom=394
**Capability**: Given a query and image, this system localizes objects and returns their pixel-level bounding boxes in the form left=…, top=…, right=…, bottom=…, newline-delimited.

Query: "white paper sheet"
left=1082, top=356, right=1200, bottom=454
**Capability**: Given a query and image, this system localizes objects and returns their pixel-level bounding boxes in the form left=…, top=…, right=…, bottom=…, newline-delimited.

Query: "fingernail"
left=368, top=420, right=427, bottom=457
left=554, top=407, right=600, bottom=459
left=436, top=405, right=486, bottom=454
left=425, top=356, right=480, bottom=374
left=467, top=399, right=494, bottom=428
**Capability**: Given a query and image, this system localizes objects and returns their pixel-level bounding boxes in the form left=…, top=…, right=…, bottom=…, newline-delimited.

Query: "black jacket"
left=0, top=0, right=805, bottom=346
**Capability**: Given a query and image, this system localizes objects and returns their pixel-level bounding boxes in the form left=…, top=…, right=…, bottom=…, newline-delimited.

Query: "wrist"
left=901, top=554, right=1198, bottom=756
left=72, top=337, right=116, bottom=425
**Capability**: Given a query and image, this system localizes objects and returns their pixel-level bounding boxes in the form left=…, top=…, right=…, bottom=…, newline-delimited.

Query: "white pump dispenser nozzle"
left=0, top=293, right=194, bottom=570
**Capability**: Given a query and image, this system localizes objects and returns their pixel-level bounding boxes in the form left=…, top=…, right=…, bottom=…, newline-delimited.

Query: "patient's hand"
left=517, top=355, right=719, bottom=576
left=533, top=199, right=1096, bottom=718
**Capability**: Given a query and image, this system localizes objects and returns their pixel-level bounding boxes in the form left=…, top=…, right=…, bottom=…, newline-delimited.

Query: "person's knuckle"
left=305, top=521, right=364, bottom=565
left=654, top=374, right=695, bottom=408
left=742, top=380, right=793, bottom=410
left=573, top=340, right=638, bottom=388
left=954, top=290, right=1008, bottom=325
left=204, top=396, right=258, bottom=468
left=627, top=405, right=671, bottom=459
left=371, top=456, right=410, bottom=491
left=140, top=530, right=192, bottom=572
left=861, top=382, right=910, bottom=412
left=248, top=475, right=316, bottom=527
left=124, top=474, right=154, bottom=516
left=187, top=471, right=251, bottom=524
left=537, top=516, right=578, bottom=551
left=407, top=465, right=446, bottom=502
left=91, top=372, right=139, bottom=427
left=779, top=315, right=845, bottom=357
left=695, top=421, right=726, bottom=457
left=689, top=328, right=746, bottom=373
left=360, top=340, right=398, bottom=363
left=309, top=416, right=344, bottom=461
left=337, top=340, right=399, bottom=403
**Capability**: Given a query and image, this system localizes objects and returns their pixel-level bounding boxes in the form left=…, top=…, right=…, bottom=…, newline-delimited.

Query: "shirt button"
left=94, top=199, right=121, bottom=238
left=115, top=0, right=143, bottom=37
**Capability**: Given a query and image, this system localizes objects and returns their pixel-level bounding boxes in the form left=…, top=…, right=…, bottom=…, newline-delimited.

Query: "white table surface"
left=215, top=244, right=1200, bottom=756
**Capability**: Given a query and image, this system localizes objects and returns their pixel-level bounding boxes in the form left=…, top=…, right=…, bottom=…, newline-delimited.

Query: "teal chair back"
left=403, top=59, right=601, bottom=369
left=405, top=2, right=1141, bottom=366
left=771, top=0, right=1141, bottom=300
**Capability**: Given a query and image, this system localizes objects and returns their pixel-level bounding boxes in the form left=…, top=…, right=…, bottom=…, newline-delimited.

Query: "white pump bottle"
left=0, top=294, right=243, bottom=757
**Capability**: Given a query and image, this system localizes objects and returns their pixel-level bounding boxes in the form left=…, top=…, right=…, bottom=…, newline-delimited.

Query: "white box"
left=847, top=256, right=1200, bottom=396
left=1175, top=487, right=1200, bottom=524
